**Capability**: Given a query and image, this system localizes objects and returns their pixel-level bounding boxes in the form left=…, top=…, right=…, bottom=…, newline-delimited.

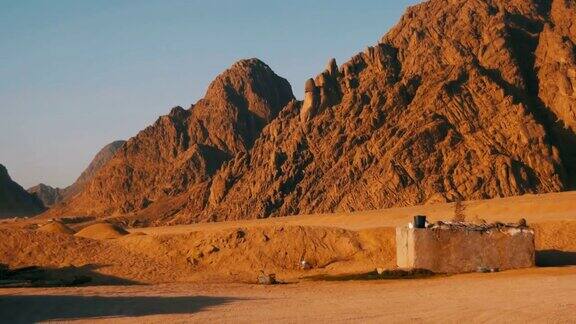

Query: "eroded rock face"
left=0, top=164, right=45, bottom=218
left=47, top=59, right=294, bottom=218
left=300, top=59, right=343, bottom=124
left=300, top=78, right=319, bottom=123
left=50, top=0, right=575, bottom=224
left=535, top=0, right=576, bottom=178
left=66, top=140, right=127, bottom=198
left=184, top=0, right=574, bottom=223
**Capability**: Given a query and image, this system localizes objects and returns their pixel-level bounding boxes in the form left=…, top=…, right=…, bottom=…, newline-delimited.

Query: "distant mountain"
left=28, top=140, right=126, bottom=207
left=64, top=140, right=126, bottom=198
left=0, top=164, right=45, bottom=218
left=49, top=0, right=575, bottom=225
left=27, top=183, right=64, bottom=208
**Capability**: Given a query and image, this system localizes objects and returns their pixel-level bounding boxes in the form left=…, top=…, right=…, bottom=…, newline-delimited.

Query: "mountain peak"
left=45, top=0, right=576, bottom=224
left=46, top=59, right=294, bottom=219
left=204, top=58, right=294, bottom=122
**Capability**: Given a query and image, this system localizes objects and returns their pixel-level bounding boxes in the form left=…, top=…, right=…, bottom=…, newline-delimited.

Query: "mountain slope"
left=50, top=0, right=575, bottom=224
left=185, top=0, right=575, bottom=222
left=66, top=140, right=127, bottom=198
left=28, top=140, right=126, bottom=207
left=0, top=164, right=45, bottom=218
left=47, top=59, right=294, bottom=220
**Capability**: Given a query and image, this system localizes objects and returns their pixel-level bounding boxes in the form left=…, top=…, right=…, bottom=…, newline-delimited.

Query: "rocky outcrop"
left=181, top=0, right=575, bottom=223
left=534, top=0, right=576, bottom=180
left=299, top=78, right=319, bottom=123
left=300, top=59, right=342, bottom=124
left=28, top=140, right=126, bottom=207
left=46, top=59, right=294, bottom=219
left=49, top=0, right=575, bottom=224
left=0, top=164, right=45, bottom=218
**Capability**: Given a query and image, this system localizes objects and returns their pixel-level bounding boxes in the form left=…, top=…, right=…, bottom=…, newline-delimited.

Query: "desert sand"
left=1, top=191, right=575, bottom=322
left=1, top=267, right=575, bottom=323
left=134, top=191, right=576, bottom=234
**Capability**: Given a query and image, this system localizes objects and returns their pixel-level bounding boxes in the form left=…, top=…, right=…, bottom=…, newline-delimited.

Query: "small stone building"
left=396, top=221, right=535, bottom=274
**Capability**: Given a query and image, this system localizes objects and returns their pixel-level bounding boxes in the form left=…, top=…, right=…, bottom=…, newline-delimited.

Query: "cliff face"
left=535, top=0, right=576, bottom=178
left=28, top=140, right=126, bottom=207
left=0, top=164, right=45, bottom=218
left=50, top=0, right=575, bottom=224
left=46, top=59, right=294, bottom=220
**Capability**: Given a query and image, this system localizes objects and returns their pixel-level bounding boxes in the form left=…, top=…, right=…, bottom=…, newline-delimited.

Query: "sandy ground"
left=1, top=191, right=575, bottom=322
left=134, top=191, right=576, bottom=235
left=1, top=266, right=575, bottom=323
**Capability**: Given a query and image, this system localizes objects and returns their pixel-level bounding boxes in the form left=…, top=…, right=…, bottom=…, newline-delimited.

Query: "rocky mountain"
left=49, top=0, right=575, bottom=224
left=188, top=0, right=576, bottom=222
left=28, top=140, right=126, bottom=208
left=27, top=183, right=64, bottom=208
left=66, top=140, right=127, bottom=198
left=45, top=59, right=294, bottom=220
left=0, top=164, right=45, bottom=218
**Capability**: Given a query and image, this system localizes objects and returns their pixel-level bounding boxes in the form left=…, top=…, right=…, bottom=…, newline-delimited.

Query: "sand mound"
left=37, top=221, right=75, bottom=235
left=2, top=216, right=576, bottom=285
left=75, top=223, right=129, bottom=240
left=0, top=228, right=188, bottom=284
left=116, top=225, right=397, bottom=282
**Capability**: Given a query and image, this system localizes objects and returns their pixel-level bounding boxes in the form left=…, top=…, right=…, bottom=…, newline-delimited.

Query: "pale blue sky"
left=0, top=0, right=420, bottom=188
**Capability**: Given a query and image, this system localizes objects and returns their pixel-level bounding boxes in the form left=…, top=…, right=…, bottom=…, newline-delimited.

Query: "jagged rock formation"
left=50, top=0, right=575, bottom=224
left=0, top=164, right=45, bottom=218
left=300, top=59, right=343, bottom=124
left=187, top=0, right=575, bottom=222
left=46, top=59, right=294, bottom=219
left=28, top=140, right=126, bottom=207
left=535, top=0, right=576, bottom=177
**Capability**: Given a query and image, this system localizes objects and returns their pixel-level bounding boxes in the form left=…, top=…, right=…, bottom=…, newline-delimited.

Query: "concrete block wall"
left=396, top=226, right=535, bottom=273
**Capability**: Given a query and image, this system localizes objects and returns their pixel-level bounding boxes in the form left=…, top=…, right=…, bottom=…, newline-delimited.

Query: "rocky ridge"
left=27, top=140, right=126, bottom=207
left=48, top=0, right=575, bottom=224
left=0, top=164, right=45, bottom=218
left=45, top=59, right=294, bottom=221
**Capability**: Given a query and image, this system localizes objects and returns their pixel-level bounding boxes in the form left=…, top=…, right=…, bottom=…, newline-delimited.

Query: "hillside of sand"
left=1, top=191, right=575, bottom=284
left=0, top=191, right=574, bottom=322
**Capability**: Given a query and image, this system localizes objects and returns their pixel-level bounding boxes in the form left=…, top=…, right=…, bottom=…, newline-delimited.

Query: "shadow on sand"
left=536, top=250, right=576, bottom=267
left=1, top=263, right=140, bottom=287
left=303, top=268, right=439, bottom=282
left=0, top=294, right=242, bottom=322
